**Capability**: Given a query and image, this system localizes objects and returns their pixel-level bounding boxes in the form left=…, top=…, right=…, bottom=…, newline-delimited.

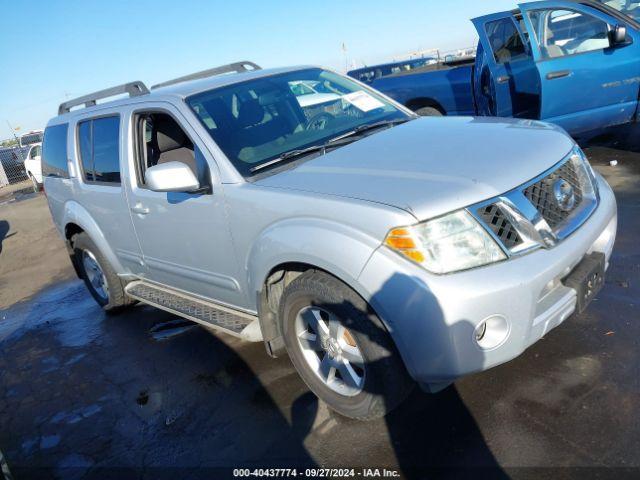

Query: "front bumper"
left=357, top=174, right=617, bottom=385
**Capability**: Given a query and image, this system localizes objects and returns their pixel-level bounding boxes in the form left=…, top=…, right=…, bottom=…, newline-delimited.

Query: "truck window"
left=597, top=1, right=640, bottom=23
left=41, top=124, right=69, bottom=178
left=77, top=116, right=121, bottom=184
left=528, top=9, right=611, bottom=59
left=19, top=131, right=44, bottom=148
left=485, top=18, right=530, bottom=64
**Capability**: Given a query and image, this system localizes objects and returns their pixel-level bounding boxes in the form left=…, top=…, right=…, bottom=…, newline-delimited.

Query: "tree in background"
left=0, top=139, right=18, bottom=148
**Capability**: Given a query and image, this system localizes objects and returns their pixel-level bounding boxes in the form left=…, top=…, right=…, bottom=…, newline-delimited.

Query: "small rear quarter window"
left=42, top=124, right=69, bottom=178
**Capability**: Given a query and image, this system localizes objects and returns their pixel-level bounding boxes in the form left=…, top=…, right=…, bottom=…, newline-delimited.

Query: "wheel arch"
left=405, top=97, right=446, bottom=115
left=257, top=258, right=393, bottom=358
left=246, top=218, right=386, bottom=357
left=62, top=201, right=125, bottom=277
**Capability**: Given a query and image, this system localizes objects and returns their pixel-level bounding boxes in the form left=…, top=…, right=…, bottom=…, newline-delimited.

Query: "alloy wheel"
left=295, top=306, right=365, bottom=397
left=82, top=250, right=109, bottom=302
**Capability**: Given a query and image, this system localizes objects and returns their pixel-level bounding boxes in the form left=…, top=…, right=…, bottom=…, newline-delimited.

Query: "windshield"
left=19, top=132, right=43, bottom=147
left=597, top=0, right=640, bottom=22
left=187, top=68, right=408, bottom=176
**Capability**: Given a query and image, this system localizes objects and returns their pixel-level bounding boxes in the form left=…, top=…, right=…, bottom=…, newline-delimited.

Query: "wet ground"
left=0, top=145, right=638, bottom=479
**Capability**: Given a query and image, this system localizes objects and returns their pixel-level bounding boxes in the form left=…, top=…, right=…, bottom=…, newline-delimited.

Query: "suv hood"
left=254, top=117, right=575, bottom=220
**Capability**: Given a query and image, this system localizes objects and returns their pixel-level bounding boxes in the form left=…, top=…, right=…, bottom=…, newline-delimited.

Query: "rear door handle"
left=497, top=75, right=510, bottom=84
left=547, top=70, right=572, bottom=80
left=131, top=204, right=150, bottom=215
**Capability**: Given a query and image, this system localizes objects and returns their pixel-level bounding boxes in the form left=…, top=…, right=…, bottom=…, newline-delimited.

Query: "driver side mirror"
left=611, top=24, right=628, bottom=45
left=146, top=161, right=201, bottom=193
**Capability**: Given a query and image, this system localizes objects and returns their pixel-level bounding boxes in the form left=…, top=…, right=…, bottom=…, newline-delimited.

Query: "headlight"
left=570, top=146, right=598, bottom=197
left=384, top=210, right=506, bottom=274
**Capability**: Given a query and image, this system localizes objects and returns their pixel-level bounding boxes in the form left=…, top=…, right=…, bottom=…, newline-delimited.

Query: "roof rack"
left=58, top=81, right=149, bottom=115
left=151, top=61, right=262, bottom=90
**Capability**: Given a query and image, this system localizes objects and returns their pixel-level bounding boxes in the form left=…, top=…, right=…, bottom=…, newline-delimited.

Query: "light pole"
left=5, top=120, right=21, bottom=146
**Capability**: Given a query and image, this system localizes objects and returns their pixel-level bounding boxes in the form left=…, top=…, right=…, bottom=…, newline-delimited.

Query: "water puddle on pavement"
left=148, top=319, right=196, bottom=341
left=0, top=281, right=102, bottom=346
left=0, top=190, right=39, bottom=207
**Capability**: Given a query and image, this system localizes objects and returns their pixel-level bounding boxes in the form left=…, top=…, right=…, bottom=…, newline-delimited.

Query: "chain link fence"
left=0, top=143, right=29, bottom=188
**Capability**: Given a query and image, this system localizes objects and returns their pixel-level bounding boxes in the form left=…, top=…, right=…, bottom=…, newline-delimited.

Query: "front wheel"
left=414, top=106, right=443, bottom=117
left=280, top=271, right=414, bottom=420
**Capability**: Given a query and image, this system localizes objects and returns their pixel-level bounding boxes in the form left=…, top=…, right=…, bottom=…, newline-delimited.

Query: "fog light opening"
left=474, top=315, right=509, bottom=350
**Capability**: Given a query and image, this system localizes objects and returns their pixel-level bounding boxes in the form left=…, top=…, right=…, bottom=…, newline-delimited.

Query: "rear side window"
left=77, top=116, right=121, bottom=184
left=485, top=18, right=530, bottom=64
left=42, top=124, right=69, bottom=178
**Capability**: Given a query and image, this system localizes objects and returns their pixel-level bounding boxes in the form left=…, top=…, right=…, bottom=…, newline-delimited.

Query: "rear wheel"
left=414, top=106, right=443, bottom=117
left=280, top=271, right=414, bottom=420
left=72, top=232, right=131, bottom=312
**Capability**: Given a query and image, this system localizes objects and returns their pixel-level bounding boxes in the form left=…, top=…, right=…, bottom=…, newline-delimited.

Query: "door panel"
left=473, top=12, right=541, bottom=119
left=520, top=1, right=640, bottom=134
left=71, top=113, right=143, bottom=275
left=124, top=104, right=248, bottom=310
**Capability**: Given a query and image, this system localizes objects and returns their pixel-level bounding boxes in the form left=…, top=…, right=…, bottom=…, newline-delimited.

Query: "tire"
left=414, top=106, right=443, bottom=117
left=29, top=174, right=40, bottom=193
left=72, top=232, right=131, bottom=312
left=280, top=270, right=414, bottom=420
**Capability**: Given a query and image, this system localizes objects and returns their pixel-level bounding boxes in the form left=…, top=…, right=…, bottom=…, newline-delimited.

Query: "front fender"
left=247, top=217, right=382, bottom=301
left=62, top=200, right=125, bottom=274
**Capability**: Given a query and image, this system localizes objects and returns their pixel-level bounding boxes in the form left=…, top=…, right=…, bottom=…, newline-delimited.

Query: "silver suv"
left=43, top=62, right=617, bottom=419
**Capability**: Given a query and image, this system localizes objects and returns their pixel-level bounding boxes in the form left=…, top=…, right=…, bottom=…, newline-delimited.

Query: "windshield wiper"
left=249, top=117, right=413, bottom=174
left=250, top=144, right=328, bottom=173
left=332, top=117, right=413, bottom=143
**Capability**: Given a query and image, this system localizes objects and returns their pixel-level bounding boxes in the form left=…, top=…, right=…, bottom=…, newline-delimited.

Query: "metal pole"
left=5, top=120, right=21, bottom=147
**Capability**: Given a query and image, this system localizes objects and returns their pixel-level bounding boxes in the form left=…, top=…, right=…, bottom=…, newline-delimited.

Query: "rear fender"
left=62, top=201, right=125, bottom=274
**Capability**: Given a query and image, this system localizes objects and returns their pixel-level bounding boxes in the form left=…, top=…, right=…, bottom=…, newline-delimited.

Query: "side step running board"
left=125, top=281, right=263, bottom=342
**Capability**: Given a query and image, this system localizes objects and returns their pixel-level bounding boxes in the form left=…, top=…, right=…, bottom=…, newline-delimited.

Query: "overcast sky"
left=0, top=0, right=518, bottom=139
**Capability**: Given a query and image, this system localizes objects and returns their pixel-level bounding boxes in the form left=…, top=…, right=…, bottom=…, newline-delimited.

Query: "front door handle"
left=131, top=204, right=150, bottom=215
left=497, top=75, right=510, bottom=84
left=547, top=70, right=572, bottom=80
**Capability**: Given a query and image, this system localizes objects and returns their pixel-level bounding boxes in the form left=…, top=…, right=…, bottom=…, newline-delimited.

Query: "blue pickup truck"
left=352, top=0, right=640, bottom=138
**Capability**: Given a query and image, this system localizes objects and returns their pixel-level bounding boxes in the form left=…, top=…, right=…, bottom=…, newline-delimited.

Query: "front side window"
left=485, top=18, right=530, bottom=64
left=596, top=0, right=640, bottom=22
left=42, top=124, right=69, bottom=178
left=187, top=68, right=408, bottom=176
left=77, top=116, right=121, bottom=184
left=134, top=112, right=209, bottom=190
left=529, top=9, right=611, bottom=59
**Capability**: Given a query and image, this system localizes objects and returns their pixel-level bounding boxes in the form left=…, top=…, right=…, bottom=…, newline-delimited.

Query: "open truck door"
left=519, top=0, right=640, bottom=135
left=472, top=11, right=541, bottom=119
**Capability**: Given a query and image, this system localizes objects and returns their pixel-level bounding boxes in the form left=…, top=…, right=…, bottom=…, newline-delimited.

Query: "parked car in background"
left=347, top=57, right=436, bottom=84
left=23, top=143, right=43, bottom=191
left=43, top=61, right=616, bottom=420
left=368, top=0, right=640, bottom=139
left=19, top=130, right=44, bottom=148
left=0, top=146, right=29, bottom=186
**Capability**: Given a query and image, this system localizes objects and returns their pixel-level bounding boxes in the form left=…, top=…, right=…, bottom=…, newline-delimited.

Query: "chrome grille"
left=523, top=160, right=584, bottom=228
left=471, top=148, right=598, bottom=257
left=478, top=204, right=522, bottom=249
